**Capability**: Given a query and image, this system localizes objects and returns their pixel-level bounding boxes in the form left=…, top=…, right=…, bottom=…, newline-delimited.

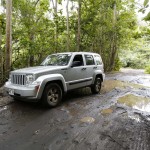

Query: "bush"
left=145, top=66, right=150, bottom=74
left=114, top=57, right=122, bottom=71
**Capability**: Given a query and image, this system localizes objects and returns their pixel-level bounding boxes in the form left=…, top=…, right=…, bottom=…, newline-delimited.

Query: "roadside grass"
left=145, top=66, right=150, bottom=74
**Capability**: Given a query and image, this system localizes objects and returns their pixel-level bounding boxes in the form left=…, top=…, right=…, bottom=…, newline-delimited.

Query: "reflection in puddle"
left=101, top=108, right=113, bottom=115
left=80, top=117, right=95, bottom=123
left=0, top=106, right=8, bottom=112
left=101, top=80, right=143, bottom=93
left=129, top=115, right=141, bottom=122
left=118, top=94, right=150, bottom=113
left=63, top=106, right=79, bottom=117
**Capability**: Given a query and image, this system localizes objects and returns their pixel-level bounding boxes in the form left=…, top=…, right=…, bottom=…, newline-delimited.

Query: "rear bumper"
left=4, top=81, right=40, bottom=101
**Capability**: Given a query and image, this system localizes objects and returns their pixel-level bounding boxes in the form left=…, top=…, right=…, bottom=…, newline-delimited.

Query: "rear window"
left=85, top=55, right=95, bottom=65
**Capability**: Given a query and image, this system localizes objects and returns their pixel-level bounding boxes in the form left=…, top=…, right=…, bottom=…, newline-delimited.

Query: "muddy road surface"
left=0, top=68, right=150, bottom=150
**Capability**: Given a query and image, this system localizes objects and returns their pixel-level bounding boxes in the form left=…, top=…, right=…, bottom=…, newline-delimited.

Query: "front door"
left=65, top=54, right=87, bottom=90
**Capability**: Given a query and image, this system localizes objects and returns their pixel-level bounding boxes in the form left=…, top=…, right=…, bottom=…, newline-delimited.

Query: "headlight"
left=26, top=74, right=34, bottom=85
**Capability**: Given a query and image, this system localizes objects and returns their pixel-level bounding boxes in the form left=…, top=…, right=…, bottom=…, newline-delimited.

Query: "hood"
left=11, top=66, right=67, bottom=74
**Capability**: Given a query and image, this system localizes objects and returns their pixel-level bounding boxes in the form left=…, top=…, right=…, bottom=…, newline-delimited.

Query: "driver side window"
left=72, top=55, right=84, bottom=67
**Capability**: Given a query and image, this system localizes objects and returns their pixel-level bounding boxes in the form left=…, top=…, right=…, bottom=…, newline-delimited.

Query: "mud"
left=80, top=117, right=95, bottom=123
left=0, top=68, right=150, bottom=150
left=101, top=108, right=113, bottom=115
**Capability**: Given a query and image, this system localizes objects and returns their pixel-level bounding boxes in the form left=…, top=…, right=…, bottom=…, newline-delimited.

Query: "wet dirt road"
left=0, top=68, right=150, bottom=150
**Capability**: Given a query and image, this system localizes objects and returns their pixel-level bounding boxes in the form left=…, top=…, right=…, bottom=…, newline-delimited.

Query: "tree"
left=5, top=0, right=12, bottom=77
left=77, top=0, right=81, bottom=51
left=0, top=15, right=3, bottom=84
left=51, top=0, right=58, bottom=52
left=109, top=1, right=117, bottom=71
left=0, top=0, right=141, bottom=85
left=66, top=0, right=70, bottom=51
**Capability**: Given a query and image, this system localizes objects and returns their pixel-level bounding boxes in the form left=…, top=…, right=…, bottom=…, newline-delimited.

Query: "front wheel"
left=42, top=83, right=62, bottom=107
left=91, top=77, right=101, bottom=94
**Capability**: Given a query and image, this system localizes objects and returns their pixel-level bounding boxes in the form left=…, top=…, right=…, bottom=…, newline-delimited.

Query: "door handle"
left=93, top=67, right=97, bottom=69
left=81, top=68, right=86, bottom=70
left=61, top=68, right=68, bottom=70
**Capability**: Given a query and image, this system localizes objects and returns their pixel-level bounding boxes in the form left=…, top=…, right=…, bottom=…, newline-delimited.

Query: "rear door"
left=84, top=54, right=96, bottom=86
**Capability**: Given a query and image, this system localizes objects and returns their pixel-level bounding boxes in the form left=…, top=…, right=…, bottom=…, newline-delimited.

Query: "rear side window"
left=85, top=55, right=95, bottom=65
left=94, top=55, right=102, bottom=65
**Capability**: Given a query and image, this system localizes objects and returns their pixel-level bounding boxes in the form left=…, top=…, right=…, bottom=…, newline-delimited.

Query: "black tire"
left=42, top=83, right=62, bottom=107
left=13, top=97, right=20, bottom=101
left=91, top=77, right=101, bottom=94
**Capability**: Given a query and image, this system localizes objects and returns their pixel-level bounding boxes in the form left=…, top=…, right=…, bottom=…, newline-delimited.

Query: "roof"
left=53, top=52, right=100, bottom=55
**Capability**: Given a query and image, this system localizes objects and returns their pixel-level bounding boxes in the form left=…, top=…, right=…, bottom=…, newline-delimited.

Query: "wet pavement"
left=0, top=68, right=150, bottom=150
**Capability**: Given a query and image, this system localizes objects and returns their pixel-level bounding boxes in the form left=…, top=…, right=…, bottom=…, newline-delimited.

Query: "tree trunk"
left=55, top=0, right=58, bottom=52
left=110, top=1, right=117, bottom=71
left=28, top=0, right=40, bottom=67
left=77, top=0, right=81, bottom=51
left=29, top=34, right=34, bottom=66
left=51, top=0, right=58, bottom=52
left=66, top=0, right=70, bottom=51
left=0, top=22, right=3, bottom=84
left=5, top=0, right=12, bottom=77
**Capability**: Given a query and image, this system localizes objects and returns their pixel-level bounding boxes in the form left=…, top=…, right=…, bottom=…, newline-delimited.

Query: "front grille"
left=11, top=74, right=26, bottom=85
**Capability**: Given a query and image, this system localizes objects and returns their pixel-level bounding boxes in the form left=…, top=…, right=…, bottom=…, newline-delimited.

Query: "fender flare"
left=92, top=70, right=104, bottom=84
left=35, top=74, right=67, bottom=99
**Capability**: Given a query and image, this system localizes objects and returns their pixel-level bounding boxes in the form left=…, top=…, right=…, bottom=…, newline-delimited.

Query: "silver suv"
left=4, top=52, right=105, bottom=107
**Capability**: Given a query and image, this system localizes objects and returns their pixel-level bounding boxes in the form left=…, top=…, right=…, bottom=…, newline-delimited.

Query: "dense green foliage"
left=145, top=65, right=150, bottom=73
left=0, top=0, right=150, bottom=85
left=120, top=26, right=150, bottom=69
left=6, top=0, right=137, bottom=67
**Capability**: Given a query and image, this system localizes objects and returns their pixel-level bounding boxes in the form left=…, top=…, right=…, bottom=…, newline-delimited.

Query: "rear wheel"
left=91, top=77, right=101, bottom=94
left=42, top=83, right=62, bottom=107
left=13, top=97, right=20, bottom=101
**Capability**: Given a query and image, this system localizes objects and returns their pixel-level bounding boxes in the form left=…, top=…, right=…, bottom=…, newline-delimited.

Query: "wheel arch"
left=36, top=74, right=67, bottom=99
left=95, top=74, right=103, bottom=82
left=45, top=80, right=65, bottom=94
left=92, top=73, right=103, bottom=85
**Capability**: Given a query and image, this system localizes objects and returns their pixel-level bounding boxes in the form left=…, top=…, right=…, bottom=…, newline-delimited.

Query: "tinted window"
left=85, top=55, right=95, bottom=65
left=72, top=55, right=84, bottom=67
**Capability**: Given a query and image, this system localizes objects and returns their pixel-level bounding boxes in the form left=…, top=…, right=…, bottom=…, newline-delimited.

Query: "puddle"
left=101, top=80, right=143, bottom=93
left=0, top=106, right=8, bottom=113
left=62, top=106, right=79, bottom=117
left=80, top=117, right=95, bottom=123
left=101, top=108, right=113, bottom=115
left=117, top=94, right=150, bottom=113
left=129, top=114, right=141, bottom=122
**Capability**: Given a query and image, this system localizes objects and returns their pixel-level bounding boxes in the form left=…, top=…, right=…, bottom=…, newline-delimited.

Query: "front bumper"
left=102, top=73, right=105, bottom=81
left=4, top=81, right=40, bottom=101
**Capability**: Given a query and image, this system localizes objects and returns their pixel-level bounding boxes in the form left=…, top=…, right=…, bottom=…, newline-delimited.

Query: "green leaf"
left=146, top=4, right=149, bottom=8
left=144, top=12, right=150, bottom=21
left=144, top=0, right=149, bottom=7
left=138, top=8, right=144, bottom=12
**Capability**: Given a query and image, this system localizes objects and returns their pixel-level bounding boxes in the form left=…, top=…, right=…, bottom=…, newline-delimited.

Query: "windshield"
left=40, top=54, right=72, bottom=66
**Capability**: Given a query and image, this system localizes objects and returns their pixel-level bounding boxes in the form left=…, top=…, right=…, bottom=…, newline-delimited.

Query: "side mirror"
left=71, top=61, right=82, bottom=67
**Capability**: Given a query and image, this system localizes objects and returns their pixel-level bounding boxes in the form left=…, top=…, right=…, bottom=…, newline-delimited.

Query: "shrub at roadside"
left=145, top=66, right=150, bottom=74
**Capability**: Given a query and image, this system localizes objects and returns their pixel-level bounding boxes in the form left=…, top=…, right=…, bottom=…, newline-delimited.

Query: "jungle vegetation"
left=0, top=0, right=150, bottom=86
